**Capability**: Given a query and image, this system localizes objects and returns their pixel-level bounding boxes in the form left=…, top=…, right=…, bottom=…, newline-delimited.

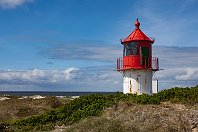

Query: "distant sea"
left=0, top=91, right=115, bottom=96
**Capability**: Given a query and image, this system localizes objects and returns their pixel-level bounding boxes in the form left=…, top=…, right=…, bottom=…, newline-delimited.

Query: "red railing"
left=117, top=58, right=123, bottom=70
left=117, top=57, right=159, bottom=71
left=152, top=57, right=159, bottom=70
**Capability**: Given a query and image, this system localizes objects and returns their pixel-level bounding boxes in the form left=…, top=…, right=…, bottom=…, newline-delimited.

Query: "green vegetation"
left=0, top=86, right=198, bottom=131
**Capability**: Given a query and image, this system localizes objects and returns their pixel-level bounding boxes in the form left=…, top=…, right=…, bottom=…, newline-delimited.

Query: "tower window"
left=124, top=42, right=139, bottom=56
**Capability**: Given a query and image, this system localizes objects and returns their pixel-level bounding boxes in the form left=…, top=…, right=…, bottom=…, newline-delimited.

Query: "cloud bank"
left=1, top=45, right=198, bottom=91
left=0, top=67, right=122, bottom=91
left=0, top=0, right=33, bottom=8
left=0, top=68, right=79, bottom=83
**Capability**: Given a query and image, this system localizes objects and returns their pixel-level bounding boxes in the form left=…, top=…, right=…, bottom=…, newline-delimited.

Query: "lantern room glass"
left=124, top=42, right=139, bottom=56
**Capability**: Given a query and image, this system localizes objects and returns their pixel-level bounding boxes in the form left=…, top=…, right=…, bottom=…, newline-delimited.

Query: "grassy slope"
left=65, top=102, right=198, bottom=132
left=0, top=86, right=198, bottom=132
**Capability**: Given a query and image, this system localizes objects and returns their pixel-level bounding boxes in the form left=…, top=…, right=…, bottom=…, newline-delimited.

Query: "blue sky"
left=0, top=0, right=198, bottom=91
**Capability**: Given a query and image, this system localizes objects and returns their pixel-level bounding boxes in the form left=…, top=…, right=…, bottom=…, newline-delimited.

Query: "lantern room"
left=117, top=19, right=159, bottom=71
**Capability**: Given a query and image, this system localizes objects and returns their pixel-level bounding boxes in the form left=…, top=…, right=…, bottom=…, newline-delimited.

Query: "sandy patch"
left=29, top=95, right=45, bottom=99
left=0, top=97, right=10, bottom=101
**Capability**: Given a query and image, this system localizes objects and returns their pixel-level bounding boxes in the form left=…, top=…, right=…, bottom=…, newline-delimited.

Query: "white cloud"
left=149, top=46, right=198, bottom=89
left=153, top=46, right=198, bottom=68
left=0, top=67, right=122, bottom=91
left=62, top=67, right=80, bottom=81
left=0, top=0, right=33, bottom=8
left=175, top=68, right=198, bottom=81
left=0, top=68, right=79, bottom=84
left=152, top=67, right=198, bottom=91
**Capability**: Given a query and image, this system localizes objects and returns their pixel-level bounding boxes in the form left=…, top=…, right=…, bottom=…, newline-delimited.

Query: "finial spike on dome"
left=135, top=18, right=140, bottom=29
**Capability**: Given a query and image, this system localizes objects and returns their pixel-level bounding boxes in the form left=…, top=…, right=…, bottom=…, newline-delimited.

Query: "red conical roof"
left=121, top=19, right=154, bottom=44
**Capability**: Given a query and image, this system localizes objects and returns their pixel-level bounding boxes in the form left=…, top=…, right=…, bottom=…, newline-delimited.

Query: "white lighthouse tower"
left=116, top=19, right=159, bottom=95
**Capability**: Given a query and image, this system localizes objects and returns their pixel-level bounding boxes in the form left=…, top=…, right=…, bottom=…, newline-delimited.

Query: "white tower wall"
left=123, top=70, right=152, bottom=95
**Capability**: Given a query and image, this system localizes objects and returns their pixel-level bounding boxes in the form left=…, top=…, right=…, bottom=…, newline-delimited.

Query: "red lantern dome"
left=121, top=19, right=154, bottom=44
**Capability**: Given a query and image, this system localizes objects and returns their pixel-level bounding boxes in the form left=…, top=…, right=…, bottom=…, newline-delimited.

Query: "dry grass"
left=64, top=101, right=198, bottom=132
left=0, top=96, right=68, bottom=122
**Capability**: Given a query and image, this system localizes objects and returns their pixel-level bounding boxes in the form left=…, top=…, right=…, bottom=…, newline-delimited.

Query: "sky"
left=0, top=0, right=198, bottom=91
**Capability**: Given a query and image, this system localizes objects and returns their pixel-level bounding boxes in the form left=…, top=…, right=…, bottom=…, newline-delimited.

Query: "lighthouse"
left=116, top=19, right=159, bottom=95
